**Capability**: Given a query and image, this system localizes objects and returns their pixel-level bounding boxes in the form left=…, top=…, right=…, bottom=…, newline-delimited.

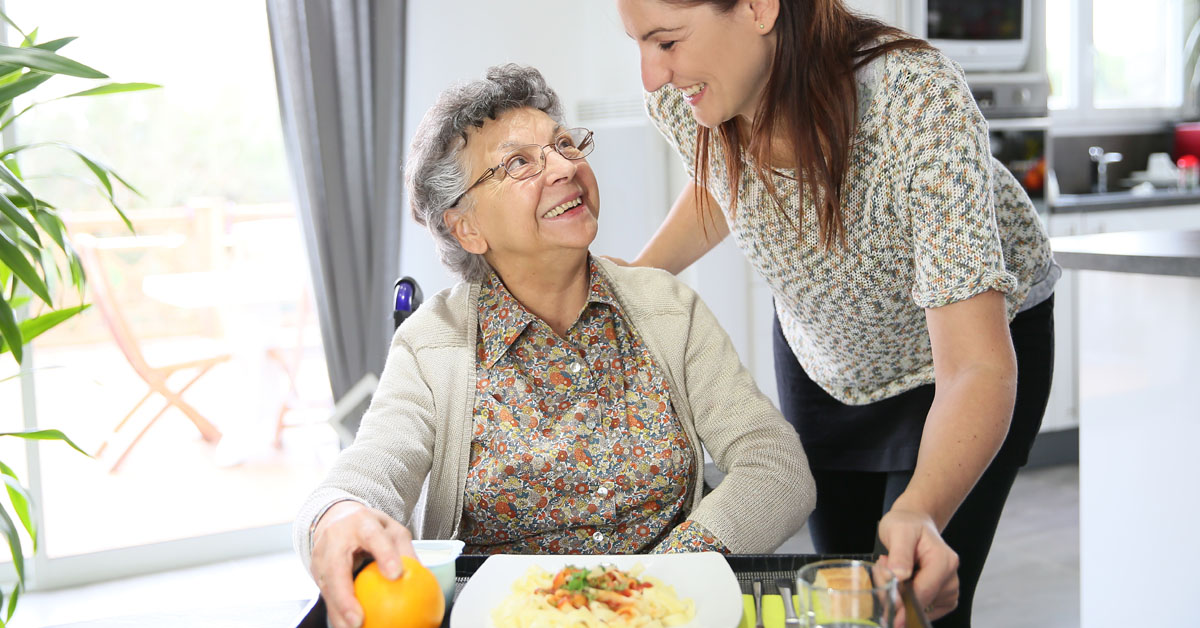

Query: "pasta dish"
left=491, top=563, right=696, bottom=628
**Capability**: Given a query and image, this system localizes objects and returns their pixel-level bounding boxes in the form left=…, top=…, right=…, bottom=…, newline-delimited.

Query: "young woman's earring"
left=758, top=23, right=765, bottom=29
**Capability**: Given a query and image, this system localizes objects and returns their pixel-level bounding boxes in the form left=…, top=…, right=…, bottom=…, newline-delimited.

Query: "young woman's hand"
left=877, top=506, right=960, bottom=620
left=309, top=501, right=418, bottom=628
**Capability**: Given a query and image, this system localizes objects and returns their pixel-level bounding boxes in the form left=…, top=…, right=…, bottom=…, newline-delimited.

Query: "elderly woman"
left=294, top=64, right=814, bottom=628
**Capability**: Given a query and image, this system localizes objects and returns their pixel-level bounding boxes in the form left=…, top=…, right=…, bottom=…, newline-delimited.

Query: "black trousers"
left=773, top=295, right=1055, bottom=628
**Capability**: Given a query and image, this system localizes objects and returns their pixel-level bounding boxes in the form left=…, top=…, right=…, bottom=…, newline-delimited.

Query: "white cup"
left=1146, top=152, right=1177, bottom=177
left=412, top=539, right=465, bottom=610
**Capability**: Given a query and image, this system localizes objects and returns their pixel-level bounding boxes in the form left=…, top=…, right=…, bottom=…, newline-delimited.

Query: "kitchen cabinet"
left=1051, top=230, right=1200, bottom=628
left=1043, top=204, right=1200, bottom=433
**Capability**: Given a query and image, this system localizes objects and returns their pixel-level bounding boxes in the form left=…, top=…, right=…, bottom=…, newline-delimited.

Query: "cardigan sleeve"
left=675, top=283, right=816, bottom=553
left=292, top=330, right=437, bottom=570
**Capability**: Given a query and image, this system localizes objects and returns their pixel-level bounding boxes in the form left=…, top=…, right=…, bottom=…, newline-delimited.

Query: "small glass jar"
left=1177, top=155, right=1200, bottom=191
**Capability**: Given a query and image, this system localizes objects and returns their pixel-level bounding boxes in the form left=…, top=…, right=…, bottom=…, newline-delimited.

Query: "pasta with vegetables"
left=491, top=563, right=695, bottom=628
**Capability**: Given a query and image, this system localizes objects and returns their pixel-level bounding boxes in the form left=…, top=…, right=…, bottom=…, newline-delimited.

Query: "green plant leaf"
left=20, top=28, right=38, bottom=48
left=79, top=155, right=113, bottom=197
left=32, top=209, right=65, bottom=252
left=0, top=429, right=89, bottom=456
left=0, top=141, right=143, bottom=203
left=0, top=297, right=20, bottom=364
left=0, top=71, right=51, bottom=106
left=0, top=229, right=52, bottom=305
left=0, top=11, right=27, bottom=43
left=6, top=296, right=28, bottom=309
left=0, top=70, right=21, bottom=89
left=0, top=195, right=39, bottom=247
left=67, top=246, right=85, bottom=293
left=1, top=159, right=20, bottom=179
left=0, top=305, right=89, bottom=355
left=0, top=462, right=35, bottom=552
left=0, top=44, right=105, bottom=79
left=62, top=82, right=160, bottom=99
left=31, top=37, right=74, bottom=54
left=0, top=497, right=25, bottom=584
left=6, top=196, right=54, bottom=213
left=5, top=581, right=18, bottom=622
left=0, top=155, right=38, bottom=213
left=0, top=37, right=75, bottom=78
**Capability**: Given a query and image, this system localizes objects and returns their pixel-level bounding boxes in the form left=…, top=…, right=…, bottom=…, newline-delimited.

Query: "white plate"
left=449, top=552, right=742, bottom=628
left=1126, top=171, right=1178, bottom=188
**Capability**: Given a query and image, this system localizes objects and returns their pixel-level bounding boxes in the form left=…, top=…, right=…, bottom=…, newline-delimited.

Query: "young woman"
left=613, top=1, right=1058, bottom=625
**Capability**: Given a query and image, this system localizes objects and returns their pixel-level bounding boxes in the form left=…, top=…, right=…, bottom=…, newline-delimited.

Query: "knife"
left=873, top=532, right=933, bottom=628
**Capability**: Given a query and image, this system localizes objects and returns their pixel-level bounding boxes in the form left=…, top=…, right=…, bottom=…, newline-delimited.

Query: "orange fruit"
left=354, top=556, right=445, bottom=628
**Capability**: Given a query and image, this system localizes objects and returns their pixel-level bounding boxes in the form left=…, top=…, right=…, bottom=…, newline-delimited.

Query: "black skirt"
left=772, top=294, right=1055, bottom=472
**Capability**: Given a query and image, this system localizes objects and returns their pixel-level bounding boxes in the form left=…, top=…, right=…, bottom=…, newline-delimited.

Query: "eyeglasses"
left=451, top=127, right=594, bottom=207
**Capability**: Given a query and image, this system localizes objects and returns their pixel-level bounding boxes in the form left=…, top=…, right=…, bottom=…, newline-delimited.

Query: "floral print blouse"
left=459, top=259, right=728, bottom=554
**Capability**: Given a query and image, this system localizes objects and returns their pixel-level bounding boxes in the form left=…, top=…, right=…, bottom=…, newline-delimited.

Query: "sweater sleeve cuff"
left=650, top=519, right=731, bottom=554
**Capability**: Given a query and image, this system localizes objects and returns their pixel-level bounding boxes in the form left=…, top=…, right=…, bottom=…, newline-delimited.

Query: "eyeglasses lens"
left=501, top=128, right=594, bottom=180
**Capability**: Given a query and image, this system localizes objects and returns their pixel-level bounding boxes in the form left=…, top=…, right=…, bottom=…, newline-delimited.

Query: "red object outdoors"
left=1175, top=122, right=1200, bottom=162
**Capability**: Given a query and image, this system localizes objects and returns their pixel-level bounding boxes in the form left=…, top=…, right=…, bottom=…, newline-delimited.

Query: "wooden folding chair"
left=75, top=235, right=231, bottom=472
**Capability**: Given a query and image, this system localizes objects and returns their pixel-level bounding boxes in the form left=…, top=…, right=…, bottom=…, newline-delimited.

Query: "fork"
left=752, top=579, right=765, bottom=628
left=776, top=578, right=802, bottom=627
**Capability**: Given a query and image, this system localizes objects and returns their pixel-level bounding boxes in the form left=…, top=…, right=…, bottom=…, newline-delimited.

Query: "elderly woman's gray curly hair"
left=405, top=64, right=565, bottom=283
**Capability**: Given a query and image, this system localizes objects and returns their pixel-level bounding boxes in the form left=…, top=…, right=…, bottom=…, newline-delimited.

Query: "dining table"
left=289, top=553, right=924, bottom=628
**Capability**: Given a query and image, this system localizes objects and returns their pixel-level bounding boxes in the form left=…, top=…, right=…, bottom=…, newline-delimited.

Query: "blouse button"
left=571, top=362, right=582, bottom=373
left=597, top=486, right=609, bottom=498
left=592, top=531, right=604, bottom=543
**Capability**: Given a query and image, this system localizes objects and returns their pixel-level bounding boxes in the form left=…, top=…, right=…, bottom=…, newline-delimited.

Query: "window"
left=1092, top=0, right=1184, bottom=108
left=1, top=0, right=337, bottom=588
left=1047, top=0, right=1199, bottom=125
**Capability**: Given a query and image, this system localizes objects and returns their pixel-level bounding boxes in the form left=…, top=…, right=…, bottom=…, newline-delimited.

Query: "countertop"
left=1048, top=188, right=1200, bottom=212
left=1050, top=229, right=1200, bottom=277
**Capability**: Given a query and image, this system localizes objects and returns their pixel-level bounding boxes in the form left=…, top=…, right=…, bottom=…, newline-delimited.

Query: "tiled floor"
left=15, top=464, right=1079, bottom=627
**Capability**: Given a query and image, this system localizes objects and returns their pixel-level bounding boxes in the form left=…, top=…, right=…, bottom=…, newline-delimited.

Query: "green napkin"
left=738, top=594, right=800, bottom=628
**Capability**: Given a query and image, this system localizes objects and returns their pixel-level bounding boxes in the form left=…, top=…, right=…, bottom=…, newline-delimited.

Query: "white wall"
left=844, top=0, right=904, bottom=25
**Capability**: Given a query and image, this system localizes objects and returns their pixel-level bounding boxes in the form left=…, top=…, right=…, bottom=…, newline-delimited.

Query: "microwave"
left=909, top=0, right=1033, bottom=72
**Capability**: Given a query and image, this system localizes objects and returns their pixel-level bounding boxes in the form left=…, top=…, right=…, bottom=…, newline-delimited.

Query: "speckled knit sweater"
left=645, top=45, right=1056, bottom=405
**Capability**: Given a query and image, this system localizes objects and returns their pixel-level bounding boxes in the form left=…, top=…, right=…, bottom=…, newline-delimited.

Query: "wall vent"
left=577, top=97, right=647, bottom=124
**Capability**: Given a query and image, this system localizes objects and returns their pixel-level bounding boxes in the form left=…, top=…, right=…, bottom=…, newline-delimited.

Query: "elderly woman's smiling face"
left=446, top=107, right=601, bottom=273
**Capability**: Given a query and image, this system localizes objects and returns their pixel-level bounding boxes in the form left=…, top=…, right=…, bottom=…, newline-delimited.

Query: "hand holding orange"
left=354, top=556, right=445, bottom=628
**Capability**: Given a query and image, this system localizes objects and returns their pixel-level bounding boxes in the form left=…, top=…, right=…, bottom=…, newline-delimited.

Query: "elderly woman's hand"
left=311, top=500, right=417, bottom=628
left=876, top=506, right=960, bottom=620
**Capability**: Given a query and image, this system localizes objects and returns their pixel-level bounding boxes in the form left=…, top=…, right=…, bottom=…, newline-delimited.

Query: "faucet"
left=1089, top=146, right=1123, bottom=193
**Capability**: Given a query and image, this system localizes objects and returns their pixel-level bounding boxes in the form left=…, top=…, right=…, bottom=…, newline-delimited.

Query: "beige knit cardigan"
left=293, top=259, right=815, bottom=569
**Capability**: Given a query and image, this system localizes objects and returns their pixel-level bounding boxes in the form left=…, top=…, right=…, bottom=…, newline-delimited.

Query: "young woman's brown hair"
left=672, top=0, right=929, bottom=248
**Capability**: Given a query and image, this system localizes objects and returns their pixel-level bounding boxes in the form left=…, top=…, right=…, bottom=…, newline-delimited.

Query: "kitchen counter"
left=1049, top=188, right=1200, bottom=213
left=1050, top=229, right=1200, bottom=277
left=1050, top=228, right=1200, bottom=628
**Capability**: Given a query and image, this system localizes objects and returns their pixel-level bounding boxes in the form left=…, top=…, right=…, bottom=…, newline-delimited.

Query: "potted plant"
left=0, top=12, right=157, bottom=623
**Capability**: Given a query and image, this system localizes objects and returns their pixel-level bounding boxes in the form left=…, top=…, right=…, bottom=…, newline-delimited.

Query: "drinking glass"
left=795, top=559, right=898, bottom=628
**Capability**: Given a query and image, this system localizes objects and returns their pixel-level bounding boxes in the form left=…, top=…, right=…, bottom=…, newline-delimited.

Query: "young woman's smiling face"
left=617, top=0, right=778, bottom=127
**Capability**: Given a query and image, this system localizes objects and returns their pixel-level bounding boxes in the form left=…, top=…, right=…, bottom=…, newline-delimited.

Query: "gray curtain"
left=266, top=0, right=405, bottom=400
